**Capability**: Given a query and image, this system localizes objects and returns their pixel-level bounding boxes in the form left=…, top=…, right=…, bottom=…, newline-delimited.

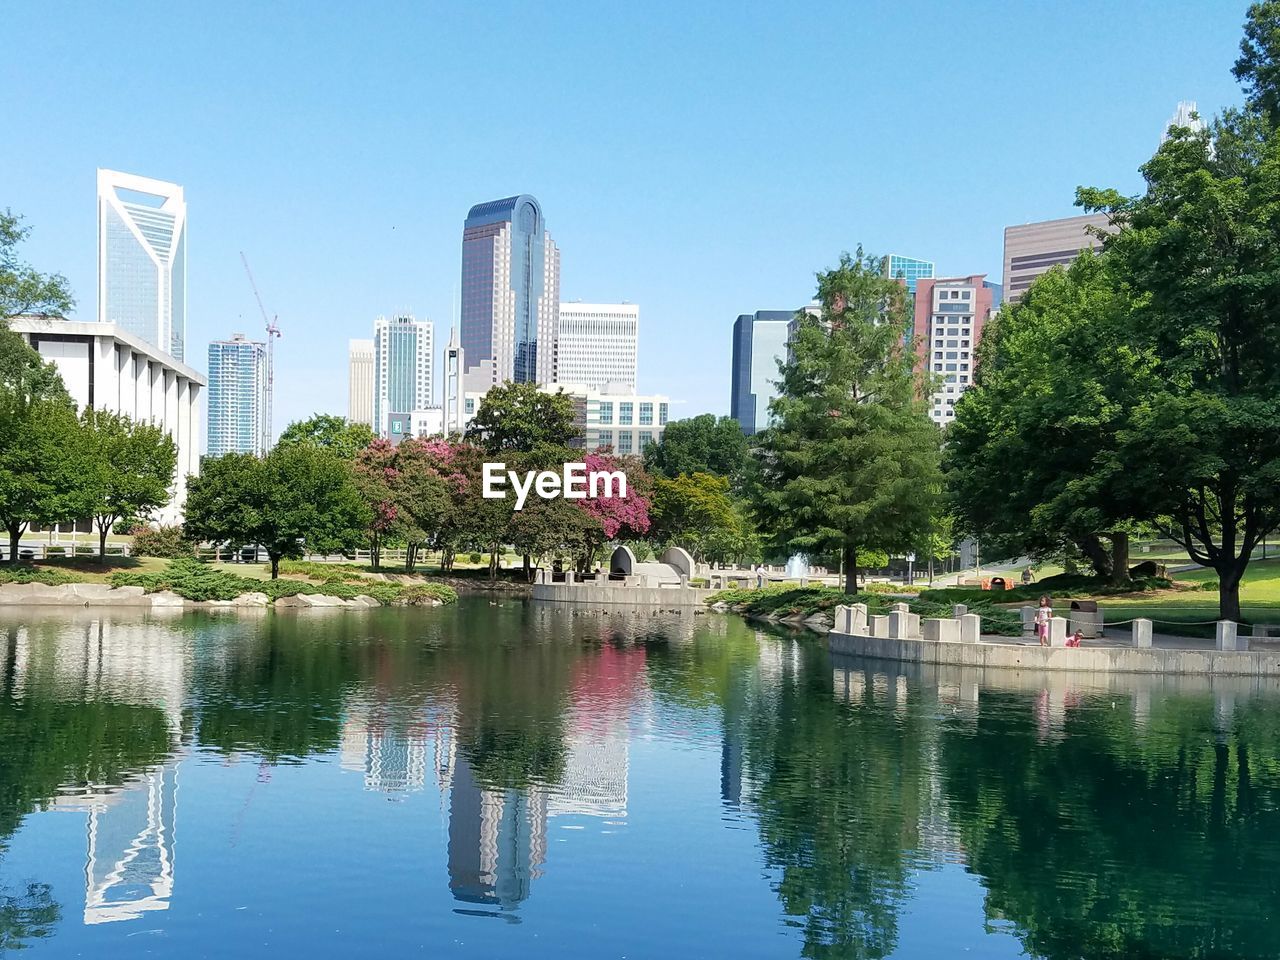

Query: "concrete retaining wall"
left=0, top=582, right=386, bottom=611
left=532, top=582, right=713, bottom=607
left=827, top=630, right=1280, bottom=677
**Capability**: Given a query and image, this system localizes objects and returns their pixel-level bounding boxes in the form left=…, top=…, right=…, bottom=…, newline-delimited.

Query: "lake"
left=1, top=597, right=1277, bottom=959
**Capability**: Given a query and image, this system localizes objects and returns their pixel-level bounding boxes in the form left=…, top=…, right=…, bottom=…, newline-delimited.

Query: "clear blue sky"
left=1, top=0, right=1247, bottom=432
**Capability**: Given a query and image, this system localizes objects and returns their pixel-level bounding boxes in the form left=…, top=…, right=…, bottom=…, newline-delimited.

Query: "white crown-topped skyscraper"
left=97, top=169, right=188, bottom=361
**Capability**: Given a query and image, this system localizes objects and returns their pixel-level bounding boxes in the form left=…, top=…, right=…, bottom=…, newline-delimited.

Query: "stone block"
left=849, top=603, right=868, bottom=634
left=274, top=595, right=309, bottom=608
left=351, top=594, right=382, bottom=607
left=891, top=602, right=910, bottom=614
left=234, top=592, right=271, bottom=607
left=952, top=603, right=968, bottom=619
left=1133, top=618, right=1152, bottom=648
left=1217, top=620, right=1245, bottom=651
left=1048, top=616, right=1068, bottom=647
left=923, top=618, right=959, bottom=642
left=869, top=615, right=889, bottom=639
left=1021, top=605, right=1037, bottom=639
left=905, top=612, right=920, bottom=638
left=149, top=590, right=186, bottom=608
left=959, top=613, right=981, bottom=644
left=888, top=611, right=909, bottom=640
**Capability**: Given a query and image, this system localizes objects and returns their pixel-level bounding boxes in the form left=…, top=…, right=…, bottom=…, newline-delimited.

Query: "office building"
left=1002, top=213, right=1110, bottom=303
left=459, top=383, right=669, bottom=456
left=348, top=339, right=374, bottom=426
left=8, top=316, right=204, bottom=522
left=373, top=314, right=434, bottom=439
left=443, top=327, right=466, bottom=436
left=206, top=334, right=267, bottom=457
left=460, top=195, right=560, bottom=387
left=97, top=169, right=187, bottom=361
left=730, top=310, right=793, bottom=435
left=913, top=276, right=996, bottom=425
left=1162, top=100, right=1206, bottom=143
left=556, top=302, right=638, bottom=392
left=882, top=254, right=935, bottom=294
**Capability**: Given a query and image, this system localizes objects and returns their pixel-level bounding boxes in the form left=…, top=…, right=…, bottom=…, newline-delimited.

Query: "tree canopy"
left=0, top=211, right=73, bottom=322
left=465, top=382, right=581, bottom=453
left=644, top=414, right=750, bottom=487
left=275, top=414, right=375, bottom=460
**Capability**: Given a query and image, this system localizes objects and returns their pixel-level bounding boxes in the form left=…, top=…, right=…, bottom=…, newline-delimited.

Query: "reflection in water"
left=4, top=604, right=1280, bottom=957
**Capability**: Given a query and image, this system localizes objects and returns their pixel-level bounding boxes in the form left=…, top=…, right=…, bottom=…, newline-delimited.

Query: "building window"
left=618, top=432, right=633, bottom=454
left=639, top=431, right=654, bottom=448
left=639, top=402, right=653, bottom=425
left=619, top=402, right=633, bottom=426
left=597, top=430, right=613, bottom=449
left=658, top=402, right=668, bottom=425
left=598, top=401, right=613, bottom=425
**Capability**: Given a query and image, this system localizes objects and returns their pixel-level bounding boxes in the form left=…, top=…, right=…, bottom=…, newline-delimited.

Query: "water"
left=1, top=598, right=1278, bottom=959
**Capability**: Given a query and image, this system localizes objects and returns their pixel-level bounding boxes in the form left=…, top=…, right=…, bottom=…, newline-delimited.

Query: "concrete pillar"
left=1216, top=620, right=1244, bottom=651
left=849, top=603, right=868, bottom=634
left=959, top=613, right=981, bottom=644
left=888, top=612, right=909, bottom=640
left=680, top=574, right=689, bottom=589
left=1132, top=618, right=1152, bottom=648
left=891, top=602, right=910, bottom=614
left=564, top=570, right=574, bottom=586
left=1049, top=616, right=1068, bottom=647
left=1021, top=606, right=1037, bottom=639
left=923, top=618, right=959, bottom=642
left=952, top=603, right=968, bottom=619
left=905, top=613, right=920, bottom=638
left=869, top=615, right=889, bottom=639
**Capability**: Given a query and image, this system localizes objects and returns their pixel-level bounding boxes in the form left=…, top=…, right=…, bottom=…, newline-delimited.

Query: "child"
left=1035, top=595, right=1052, bottom=646
left=1066, top=629, right=1083, bottom=648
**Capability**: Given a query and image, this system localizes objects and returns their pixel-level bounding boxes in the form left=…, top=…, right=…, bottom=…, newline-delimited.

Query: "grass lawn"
left=1096, top=558, right=1280, bottom=633
left=25, top=555, right=170, bottom=584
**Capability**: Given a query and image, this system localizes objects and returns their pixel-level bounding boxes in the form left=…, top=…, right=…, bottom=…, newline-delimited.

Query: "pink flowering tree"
left=574, top=452, right=651, bottom=571
left=353, top=439, right=401, bottom=570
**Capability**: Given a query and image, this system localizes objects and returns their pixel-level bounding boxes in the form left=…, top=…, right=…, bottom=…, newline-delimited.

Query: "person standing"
left=1035, top=595, right=1053, bottom=646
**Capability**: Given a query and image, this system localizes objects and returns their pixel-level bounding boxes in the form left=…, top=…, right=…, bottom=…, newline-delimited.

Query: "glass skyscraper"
left=460, top=195, right=560, bottom=387
left=206, top=334, right=267, bottom=457
left=883, top=254, right=934, bottom=294
left=373, top=314, right=434, bottom=438
left=97, top=169, right=187, bottom=361
left=730, top=310, right=794, bottom=435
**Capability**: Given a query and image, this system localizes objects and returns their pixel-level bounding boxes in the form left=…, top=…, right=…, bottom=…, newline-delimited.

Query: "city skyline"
left=3, top=3, right=1244, bottom=431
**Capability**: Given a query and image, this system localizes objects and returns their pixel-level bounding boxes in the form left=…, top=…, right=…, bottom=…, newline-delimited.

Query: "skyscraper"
left=373, top=314, right=434, bottom=438
left=1002, top=213, right=1110, bottom=303
left=348, top=338, right=374, bottom=426
left=460, top=195, right=560, bottom=387
left=913, top=275, right=996, bottom=425
left=207, top=334, right=268, bottom=456
left=730, top=310, right=793, bottom=435
left=1161, top=100, right=1206, bottom=143
left=882, top=254, right=935, bottom=294
left=97, top=169, right=187, bottom=361
left=556, top=302, right=638, bottom=392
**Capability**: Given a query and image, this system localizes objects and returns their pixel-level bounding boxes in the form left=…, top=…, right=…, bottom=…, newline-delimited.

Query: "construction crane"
left=239, top=252, right=281, bottom=454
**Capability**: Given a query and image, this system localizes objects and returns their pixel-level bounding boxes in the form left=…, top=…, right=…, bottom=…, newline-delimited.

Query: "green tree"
left=0, top=211, right=73, bottom=322
left=275, top=414, right=375, bottom=460
left=185, top=446, right=369, bottom=578
left=644, top=414, right=750, bottom=486
left=753, top=252, right=942, bottom=593
left=80, top=409, right=178, bottom=562
left=0, top=330, right=85, bottom=564
left=945, top=254, right=1143, bottom=582
left=1078, top=114, right=1280, bottom=619
left=650, top=472, right=742, bottom=562
left=465, top=382, right=581, bottom=453
left=1233, top=1, right=1280, bottom=125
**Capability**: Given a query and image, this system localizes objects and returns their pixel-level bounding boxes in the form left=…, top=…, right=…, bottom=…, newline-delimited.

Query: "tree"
left=0, top=329, right=85, bottom=564
left=1077, top=114, right=1280, bottom=619
left=574, top=451, right=652, bottom=571
left=1233, top=1, right=1280, bottom=126
left=753, top=252, right=942, bottom=594
left=0, top=211, right=73, bottom=322
left=275, top=414, right=374, bottom=460
left=185, top=446, right=369, bottom=578
left=644, top=414, right=750, bottom=486
left=80, top=409, right=177, bottom=562
left=465, top=382, right=581, bottom=453
left=945, top=254, right=1143, bottom=583
left=650, top=472, right=744, bottom=563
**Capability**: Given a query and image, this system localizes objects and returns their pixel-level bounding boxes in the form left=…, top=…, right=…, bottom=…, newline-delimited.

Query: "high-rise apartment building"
left=97, top=169, right=188, bottom=361
left=348, top=338, right=374, bottom=426
left=460, top=195, right=560, bottom=387
left=373, top=315, right=434, bottom=438
left=730, top=310, right=793, bottom=435
left=882, top=254, right=935, bottom=294
left=207, top=334, right=267, bottom=457
left=913, top=276, right=996, bottom=425
left=556, top=302, right=638, bottom=392
left=1002, top=213, right=1110, bottom=303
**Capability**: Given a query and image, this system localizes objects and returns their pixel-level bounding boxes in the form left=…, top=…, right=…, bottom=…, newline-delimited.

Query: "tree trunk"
left=842, top=543, right=858, bottom=595
left=371, top=532, right=380, bottom=571
left=523, top=553, right=531, bottom=580
left=1109, top=531, right=1130, bottom=586
left=1078, top=534, right=1113, bottom=579
left=1219, top=562, right=1244, bottom=623
left=98, top=521, right=110, bottom=564
left=269, top=553, right=280, bottom=579
left=405, top=542, right=415, bottom=573
left=6, top=524, right=22, bottom=567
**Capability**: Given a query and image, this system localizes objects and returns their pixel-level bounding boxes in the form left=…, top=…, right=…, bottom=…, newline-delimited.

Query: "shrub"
left=131, top=524, right=196, bottom=559
left=0, top=566, right=80, bottom=586
left=468, top=552, right=483, bottom=564
left=1198, top=578, right=1220, bottom=592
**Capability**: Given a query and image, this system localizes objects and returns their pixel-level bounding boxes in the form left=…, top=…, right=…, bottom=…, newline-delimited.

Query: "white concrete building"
left=372, top=315, right=433, bottom=438
left=460, top=382, right=670, bottom=456
left=97, top=169, right=188, bottom=362
left=347, top=338, right=374, bottom=426
left=9, top=316, right=205, bottom=523
left=556, top=302, right=638, bottom=392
